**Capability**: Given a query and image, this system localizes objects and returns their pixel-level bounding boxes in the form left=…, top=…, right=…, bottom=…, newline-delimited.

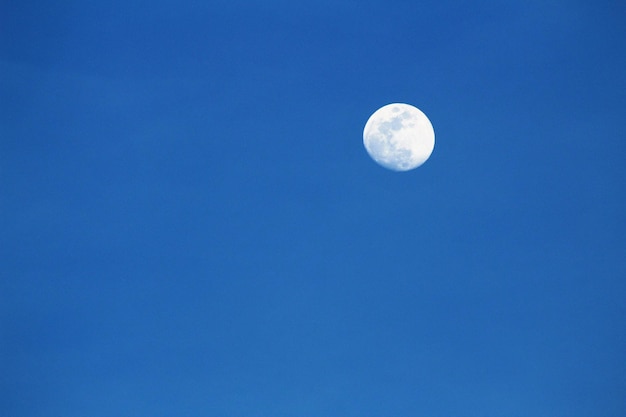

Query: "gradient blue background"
left=1, top=1, right=625, bottom=416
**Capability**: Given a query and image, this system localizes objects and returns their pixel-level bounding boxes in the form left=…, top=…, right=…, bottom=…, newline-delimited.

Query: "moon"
left=363, top=103, right=435, bottom=171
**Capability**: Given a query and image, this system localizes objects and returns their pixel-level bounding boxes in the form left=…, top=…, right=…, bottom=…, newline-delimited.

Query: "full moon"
left=363, top=103, right=435, bottom=171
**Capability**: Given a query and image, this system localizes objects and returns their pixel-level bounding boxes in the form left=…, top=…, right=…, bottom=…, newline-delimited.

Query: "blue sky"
left=1, top=1, right=625, bottom=416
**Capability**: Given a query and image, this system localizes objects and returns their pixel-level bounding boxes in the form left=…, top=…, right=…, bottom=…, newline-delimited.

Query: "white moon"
left=363, top=103, right=435, bottom=171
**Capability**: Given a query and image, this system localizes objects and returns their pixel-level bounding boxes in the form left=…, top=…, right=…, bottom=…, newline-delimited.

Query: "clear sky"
left=1, top=1, right=625, bottom=416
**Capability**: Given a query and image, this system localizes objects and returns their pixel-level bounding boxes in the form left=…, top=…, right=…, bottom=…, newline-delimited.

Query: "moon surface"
left=363, top=103, right=435, bottom=171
